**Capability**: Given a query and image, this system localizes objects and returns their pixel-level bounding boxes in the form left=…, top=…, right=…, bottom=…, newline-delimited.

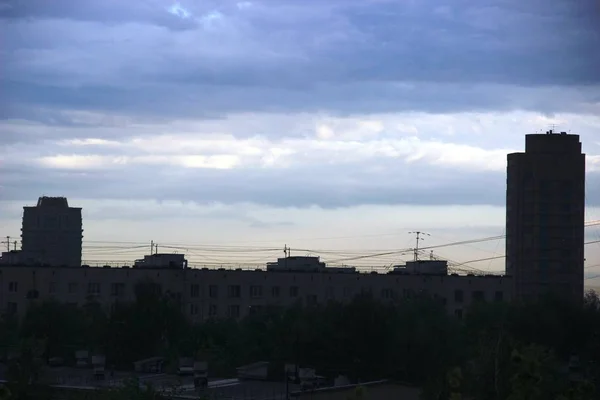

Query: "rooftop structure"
left=134, top=253, right=188, bottom=269
left=391, top=260, right=449, bottom=276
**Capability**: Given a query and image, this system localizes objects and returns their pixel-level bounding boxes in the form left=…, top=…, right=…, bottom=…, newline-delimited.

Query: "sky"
left=1, top=0, right=600, bottom=281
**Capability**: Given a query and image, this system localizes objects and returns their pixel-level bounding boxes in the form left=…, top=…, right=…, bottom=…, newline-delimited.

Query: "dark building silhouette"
left=506, top=131, right=586, bottom=302
left=21, top=196, right=83, bottom=267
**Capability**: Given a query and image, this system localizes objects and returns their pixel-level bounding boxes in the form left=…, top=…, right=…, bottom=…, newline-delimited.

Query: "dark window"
left=209, top=285, right=218, bottom=298
left=272, top=286, right=280, bottom=298
left=249, top=305, right=263, bottom=315
left=88, top=282, right=101, bottom=295
left=189, top=304, right=199, bottom=315
left=151, top=283, right=162, bottom=296
left=326, top=286, right=334, bottom=299
left=472, top=290, right=485, bottom=302
left=454, top=309, right=463, bottom=319
left=49, top=282, right=57, bottom=294
left=494, top=291, right=504, bottom=302
left=190, top=284, right=200, bottom=298
left=289, top=286, right=299, bottom=297
left=306, top=294, right=317, bottom=305
left=250, top=285, right=263, bottom=298
left=454, top=290, right=464, bottom=303
left=8, top=282, right=18, bottom=293
left=209, top=304, right=218, bottom=317
left=227, top=285, right=241, bottom=298
left=111, top=283, right=125, bottom=297
left=381, top=288, right=394, bottom=299
left=228, top=305, right=240, bottom=318
left=7, top=302, right=17, bottom=315
left=68, top=282, right=78, bottom=294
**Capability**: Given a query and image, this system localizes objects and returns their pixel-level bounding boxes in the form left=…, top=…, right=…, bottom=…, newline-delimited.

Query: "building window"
left=88, top=282, right=101, bottom=295
left=250, top=285, right=263, bottom=298
left=209, top=304, right=218, bottom=317
left=326, top=286, right=334, bottom=299
left=494, top=291, right=504, bottom=302
left=151, top=283, right=163, bottom=296
left=454, top=309, right=463, bottom=319
left=289, top=286, right=299, bottom=297
left=171, top=292, right=182, bottom=303
left=227, top=285, right=241, bottom=298
left=49, top=282, right=57, bottom=294
left=7, top=302, right=17, bottom=315
left=249, top=305, right=263, bottom=315
left=381, top=288, right=394, bottom=300
left=8, top=282, right=18, bottom=293
left=68, top=282, right=78, bottom=294
left=271, top=286, right=280, bottom=298
left=306, top=294, right=318, bottom=306
left=472, top=291, right=485, bottom=302
left=111, top=283, right=125, bottom=297
left=189, top=304, right=199, bottom=315
left=209, top=285, right=218, bottom=298
left=190, top=284, right=200, bottom=298
left=454, top=290, right=464, bottom=303
left=343, top=287, right=351, bottom=297
left=228, top=305, right=240, bottom=318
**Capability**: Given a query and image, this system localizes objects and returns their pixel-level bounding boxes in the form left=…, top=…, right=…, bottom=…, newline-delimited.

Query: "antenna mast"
left=408, top=231, right=430, bottom=261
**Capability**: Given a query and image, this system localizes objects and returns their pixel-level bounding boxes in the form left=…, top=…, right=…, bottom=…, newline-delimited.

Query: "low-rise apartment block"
left=0, top=256, right=511, bottom=321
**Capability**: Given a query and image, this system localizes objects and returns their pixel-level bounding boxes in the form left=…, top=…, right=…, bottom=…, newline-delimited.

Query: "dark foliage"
left=2, top=281, right=599, bottom=399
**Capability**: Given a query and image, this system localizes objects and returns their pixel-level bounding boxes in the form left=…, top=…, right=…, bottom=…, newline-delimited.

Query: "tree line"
left=1, top=279, right=600, bottom=399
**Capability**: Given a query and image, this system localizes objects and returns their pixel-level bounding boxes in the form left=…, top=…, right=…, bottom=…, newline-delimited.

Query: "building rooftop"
left=35, top=196, right=70, bottom=208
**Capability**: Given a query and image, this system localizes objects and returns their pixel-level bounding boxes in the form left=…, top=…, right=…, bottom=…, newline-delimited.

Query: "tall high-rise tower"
left=21, top=197, right=83, bottom=267
left=506, top=131, right=586, bottom=302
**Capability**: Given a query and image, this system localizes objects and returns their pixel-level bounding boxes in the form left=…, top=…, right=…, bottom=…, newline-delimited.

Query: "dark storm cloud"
left=1, top=0, right=599, bottom=120
left=3, top=81, right=598, bottom=128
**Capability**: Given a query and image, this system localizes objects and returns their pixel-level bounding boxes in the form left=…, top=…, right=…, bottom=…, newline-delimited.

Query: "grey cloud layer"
left=1, top=0, right=598, bottom=211
left=2, top=159, right=599, bottom=208
left=2, top=0, right=599, bottom=120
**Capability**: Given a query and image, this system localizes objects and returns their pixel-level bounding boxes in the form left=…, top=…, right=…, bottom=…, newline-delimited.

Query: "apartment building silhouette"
left=0, top=131, right=590, bottom=319
left=15, top=197, right=84, bottom=267
left=506, top=131, right=586, bottom=302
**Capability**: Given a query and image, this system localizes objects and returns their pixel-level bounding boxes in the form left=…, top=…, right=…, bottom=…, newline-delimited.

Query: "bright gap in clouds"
left=167, top=3, right=192, bottom=19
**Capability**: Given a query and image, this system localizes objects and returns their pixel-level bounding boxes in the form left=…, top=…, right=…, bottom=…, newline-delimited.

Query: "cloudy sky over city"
left=1, top=0, right=599, bottom=277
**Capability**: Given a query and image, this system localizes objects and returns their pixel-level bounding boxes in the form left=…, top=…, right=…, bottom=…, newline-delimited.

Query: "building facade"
left=20, top=197, right=83, bottom=267
left=506, top=131, right=586, bottom=302
left=0, top=263, right=511, bottom=322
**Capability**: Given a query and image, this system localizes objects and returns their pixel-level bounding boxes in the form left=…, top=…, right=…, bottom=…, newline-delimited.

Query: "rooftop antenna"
left=408, top=231, right=430, bottom=261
